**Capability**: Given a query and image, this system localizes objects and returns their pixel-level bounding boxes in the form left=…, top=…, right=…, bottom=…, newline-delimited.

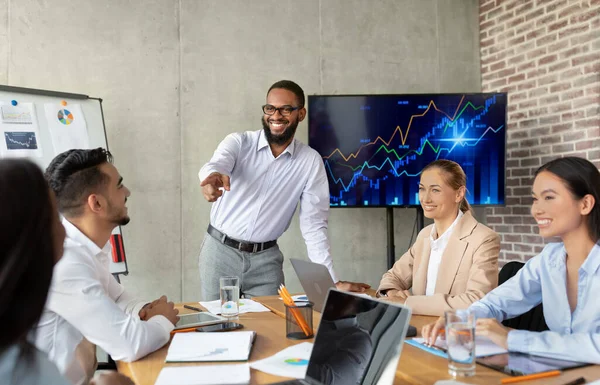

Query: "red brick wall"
left=479, top=0, right=600, bottom=263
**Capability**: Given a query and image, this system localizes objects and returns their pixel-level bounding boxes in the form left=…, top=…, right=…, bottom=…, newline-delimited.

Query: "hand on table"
left=476, top=318, right=511, bottom=350
left=139, top=295, right=169, bottom=320
left=421, top=316, right=445, bottom=345
left=335, top=280, right=371, bottom=293
left=141, top=295, right=180, bottom=325
left=379, top=289, right=411, bottom=304
left=200, top=172, right=231, bottom=202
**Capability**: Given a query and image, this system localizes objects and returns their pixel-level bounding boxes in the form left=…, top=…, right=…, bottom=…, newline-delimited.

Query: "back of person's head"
left=0, top=159, right=59, bottom=350
left=535, top=156, right=600, bottom=243
left=422, top=159, right=471, bottom=212
left=267, top=80, right=305, bottom=108
left=45, top=148, right=113, bottom=218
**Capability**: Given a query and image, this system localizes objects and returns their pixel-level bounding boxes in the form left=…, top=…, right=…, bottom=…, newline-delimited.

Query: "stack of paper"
left=166, top=331, right=256, bottom=362
left=199, top=298, right=270, bottom=315
left=154, top=364, right=250, bottom=385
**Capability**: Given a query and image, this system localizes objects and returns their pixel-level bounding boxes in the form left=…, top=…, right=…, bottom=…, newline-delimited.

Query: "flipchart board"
left=0, top=85, right=128, bottom=277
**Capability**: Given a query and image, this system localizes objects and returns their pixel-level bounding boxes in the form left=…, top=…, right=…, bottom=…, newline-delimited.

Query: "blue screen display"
left=308, top=94, right=507, bottom=207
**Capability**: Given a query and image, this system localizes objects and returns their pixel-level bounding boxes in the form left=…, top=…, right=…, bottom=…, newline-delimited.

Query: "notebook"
left=262, top=289, right=413, bottom=385
left=165, top=331, right=256, bottom=363
left=154, top=364, right=251, bottom=385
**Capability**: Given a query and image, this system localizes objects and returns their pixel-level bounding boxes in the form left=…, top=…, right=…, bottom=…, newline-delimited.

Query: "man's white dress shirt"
left=425, top=210, right=464, bottom=295
left=198, top=129, right=337, bottom=281
left=35, top=219, right=174, bottom=385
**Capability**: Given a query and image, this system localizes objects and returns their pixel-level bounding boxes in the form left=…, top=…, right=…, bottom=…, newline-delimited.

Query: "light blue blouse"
left=470, top=242, right=600, bottom=363
left=0, top=343, right=69, bottom=385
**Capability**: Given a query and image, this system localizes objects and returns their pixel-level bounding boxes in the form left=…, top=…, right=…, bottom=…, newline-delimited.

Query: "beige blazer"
left=378, top=210, right=500, bottom=316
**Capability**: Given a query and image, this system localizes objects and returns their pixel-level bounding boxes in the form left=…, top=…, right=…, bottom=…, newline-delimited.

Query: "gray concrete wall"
left=1, top=0, right=481, bottom=301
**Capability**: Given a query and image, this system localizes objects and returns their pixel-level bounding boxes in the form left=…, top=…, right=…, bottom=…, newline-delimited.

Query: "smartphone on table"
left=195, top=322, right=244, bottom=332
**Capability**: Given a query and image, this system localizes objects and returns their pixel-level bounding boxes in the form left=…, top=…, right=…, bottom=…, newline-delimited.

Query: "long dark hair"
left=535, top=156, right=600, bottom=243
left=0, top=159, right=56, bottom=351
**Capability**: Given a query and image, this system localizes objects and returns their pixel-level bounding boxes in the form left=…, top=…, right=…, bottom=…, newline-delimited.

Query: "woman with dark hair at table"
left=0, top=158, right=133, bottom=385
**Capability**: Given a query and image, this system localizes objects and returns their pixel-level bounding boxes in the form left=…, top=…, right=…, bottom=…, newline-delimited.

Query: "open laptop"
left=291, top=258, right=417, bottom=338
left=290, top=258, right=336, bottom=313
left=273, top=288, right=412, bottom=385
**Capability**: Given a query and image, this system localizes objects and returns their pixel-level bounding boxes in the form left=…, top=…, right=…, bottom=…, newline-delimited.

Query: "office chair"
left=498, top=261, right=549, bottom=332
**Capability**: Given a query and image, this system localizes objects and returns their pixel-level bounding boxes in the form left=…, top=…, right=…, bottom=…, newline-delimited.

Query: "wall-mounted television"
left=308, top=93, right=507, bottom=208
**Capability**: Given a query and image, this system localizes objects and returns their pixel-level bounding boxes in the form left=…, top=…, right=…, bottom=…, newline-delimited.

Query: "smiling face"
left=531, top=171, right=590, bottom=239
left=418, top=168, right=464, bottom=222
left=261, top=88, right=306, bottom=146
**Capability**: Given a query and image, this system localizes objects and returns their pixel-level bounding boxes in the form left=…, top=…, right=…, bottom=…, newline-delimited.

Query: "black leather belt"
left=207, top=224, right=277, bottom=253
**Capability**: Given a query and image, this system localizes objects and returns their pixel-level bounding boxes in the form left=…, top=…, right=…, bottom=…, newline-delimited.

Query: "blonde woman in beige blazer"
left=377, top=160, right=500, bottom=316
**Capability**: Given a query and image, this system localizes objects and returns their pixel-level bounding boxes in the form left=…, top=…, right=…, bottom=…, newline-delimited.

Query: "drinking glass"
left=219, top=276, right=240, bottom=318
left=445, top=309, right=476, bottom=377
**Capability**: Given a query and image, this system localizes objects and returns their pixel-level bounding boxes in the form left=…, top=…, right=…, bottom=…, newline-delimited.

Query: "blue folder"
left=404, top=339, right=448, bottom=359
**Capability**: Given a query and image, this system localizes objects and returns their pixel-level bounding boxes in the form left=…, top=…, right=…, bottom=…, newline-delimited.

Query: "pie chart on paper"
left=284, top=358, right=308, bottom=366
left=58, top=109, right=74, bottom=125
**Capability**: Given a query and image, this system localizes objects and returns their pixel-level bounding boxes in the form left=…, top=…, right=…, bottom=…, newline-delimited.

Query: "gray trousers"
left=198, top=232, right=285, bottom=301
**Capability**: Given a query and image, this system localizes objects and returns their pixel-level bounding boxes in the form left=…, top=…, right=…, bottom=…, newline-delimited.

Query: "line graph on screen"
left=308, top=93, right=506, bottom=207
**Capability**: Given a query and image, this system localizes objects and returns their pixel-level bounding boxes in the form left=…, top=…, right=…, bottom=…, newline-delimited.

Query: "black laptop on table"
left=272, top=289, right=412, bottom=385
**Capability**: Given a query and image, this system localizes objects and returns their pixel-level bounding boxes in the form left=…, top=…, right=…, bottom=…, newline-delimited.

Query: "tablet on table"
left=476, top=352, right=592, bottom=376
left=174, top=312, right=227, bottom=330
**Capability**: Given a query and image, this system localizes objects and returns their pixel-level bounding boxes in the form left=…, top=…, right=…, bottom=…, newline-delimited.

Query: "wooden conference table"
left=117, top=295, right=600, bottom=385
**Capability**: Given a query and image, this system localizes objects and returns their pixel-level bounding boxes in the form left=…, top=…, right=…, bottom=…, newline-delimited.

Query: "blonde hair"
left=422, top=159, right=471, bottom=212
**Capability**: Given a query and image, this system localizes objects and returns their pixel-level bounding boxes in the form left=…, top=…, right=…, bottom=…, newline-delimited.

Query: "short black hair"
left=267, top=80, right=305, bottom=108
left=45, top=148, right=113, bottom=217
left=0, top=159, right=55, bottom=350
left=535, top=156, right=600, bottom=243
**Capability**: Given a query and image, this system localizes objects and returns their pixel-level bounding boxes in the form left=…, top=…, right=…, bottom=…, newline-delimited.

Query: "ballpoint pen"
left=183, top=305, right=203, bottom=312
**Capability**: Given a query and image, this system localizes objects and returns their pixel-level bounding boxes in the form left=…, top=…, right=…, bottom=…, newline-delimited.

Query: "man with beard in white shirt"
left=198, top=80, right=370, bottom=300
left=35, top=148, right=179, bottom=385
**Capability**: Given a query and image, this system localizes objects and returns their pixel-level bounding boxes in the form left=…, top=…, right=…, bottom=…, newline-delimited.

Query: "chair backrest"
left=498, top=261, right=549, bottom=332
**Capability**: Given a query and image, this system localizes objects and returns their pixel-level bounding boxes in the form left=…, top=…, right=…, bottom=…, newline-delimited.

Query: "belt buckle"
left=238, top=242, right=251, bottom=253
left=238, top=242, right=259, bottom=253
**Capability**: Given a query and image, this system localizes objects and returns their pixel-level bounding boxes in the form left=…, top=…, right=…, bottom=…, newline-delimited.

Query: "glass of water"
left=219, top=276, right=240, bottom=318
left=445, top=309, right=476, bottom=377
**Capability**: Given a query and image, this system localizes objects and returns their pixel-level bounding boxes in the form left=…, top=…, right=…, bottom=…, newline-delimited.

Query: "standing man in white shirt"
left=36, top=148, right=179, bottom=385
left=198, top=80, right=370, bottom=300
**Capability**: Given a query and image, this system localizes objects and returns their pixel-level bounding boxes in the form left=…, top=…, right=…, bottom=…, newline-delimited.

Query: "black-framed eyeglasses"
left=262, top=104, right=300, bottom=116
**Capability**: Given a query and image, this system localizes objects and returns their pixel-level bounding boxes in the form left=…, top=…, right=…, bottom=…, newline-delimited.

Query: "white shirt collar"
left=430, top=210, right=464, bottom=245
left=257, top=130, right=296, bottom=157
left=62, top=217, right=111, bottom=258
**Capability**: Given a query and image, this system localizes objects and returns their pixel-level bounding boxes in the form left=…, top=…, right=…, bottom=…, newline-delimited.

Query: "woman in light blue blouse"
left=422, top=156, right=600, bottom=364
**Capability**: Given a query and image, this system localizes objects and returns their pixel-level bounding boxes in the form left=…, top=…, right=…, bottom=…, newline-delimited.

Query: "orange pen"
left=169, top=327, right=198, bottom=336
left=500, top=370, right=561, bottom=384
